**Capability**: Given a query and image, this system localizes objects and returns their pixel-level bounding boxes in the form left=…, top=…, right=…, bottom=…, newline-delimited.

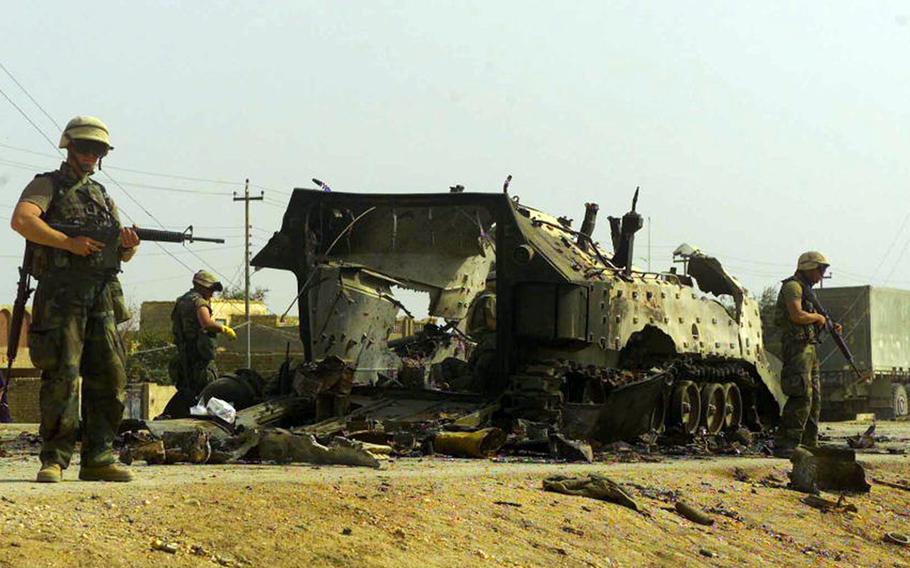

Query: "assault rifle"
left=805, top=287, right=865, bottom=382
left=0, top=224, right=225, bottom=422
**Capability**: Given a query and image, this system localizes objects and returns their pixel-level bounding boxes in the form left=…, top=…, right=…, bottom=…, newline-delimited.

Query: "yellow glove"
left=222, top=325, right=237, bottom=340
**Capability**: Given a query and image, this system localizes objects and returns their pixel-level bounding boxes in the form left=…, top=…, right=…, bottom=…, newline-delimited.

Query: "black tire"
left=892, top=384, right=908, bottom=419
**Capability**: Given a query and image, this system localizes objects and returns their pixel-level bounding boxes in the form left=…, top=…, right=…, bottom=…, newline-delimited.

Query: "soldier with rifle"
left=8, top=116, right=223, bottom=483
left=773, top=251, right=859, bottom=458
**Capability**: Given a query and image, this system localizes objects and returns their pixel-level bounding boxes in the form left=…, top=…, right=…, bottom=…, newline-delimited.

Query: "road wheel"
left=668, top=381, right=701, bottom=434
left=722, top=382, right=743, bottom=430
left=892, top=384, right=908, bottom=418
left=700, top=383, right=726, bottom=434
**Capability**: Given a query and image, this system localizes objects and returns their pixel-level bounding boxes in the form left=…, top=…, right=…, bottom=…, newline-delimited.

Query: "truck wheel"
left=892, top=384, right=908, bottom=418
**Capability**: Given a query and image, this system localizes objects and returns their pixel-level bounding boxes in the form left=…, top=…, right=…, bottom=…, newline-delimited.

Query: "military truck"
left=252, top=188, right=783, bottom=442
left=816, top=286, right=910, bottom=419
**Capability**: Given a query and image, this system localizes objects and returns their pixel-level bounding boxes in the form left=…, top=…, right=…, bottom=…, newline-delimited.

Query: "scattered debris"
left=542, top=474, right=639, bottom=512
left=119, top=439, right=166, bottom=465
left=884, top=532, right=910, bottom=547
left=788, top=445, right=870, bottom=494
left=760, top=471, right=787, bottom=488
left=151, top=539, right=178, bottom=554
left=846, top=423, right=876, bottom=449
left=699, top=548, right=718, bottom=558
left=800, top=494, right=857, bottom=513
left=871, top=477, right=910, bottom=493
left=627, top=483, right=679, bottom=503
left=190, top=397, right=237, bottom=425
left=549, top=433, right=593, bottom=463
left=493, top=501, right=523, bottom=508
left=674, top=501, right=714, bottom=526
left=256, top=431, right=381, bottom=468
left=732, top=466, right=750, bottom=482
left=706, top=503, right=745, bottom=522
left=434, top=428, right=506, bottom=458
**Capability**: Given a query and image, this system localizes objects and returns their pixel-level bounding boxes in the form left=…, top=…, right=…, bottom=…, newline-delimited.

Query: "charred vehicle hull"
left=253, top=189, right=783, bottom=443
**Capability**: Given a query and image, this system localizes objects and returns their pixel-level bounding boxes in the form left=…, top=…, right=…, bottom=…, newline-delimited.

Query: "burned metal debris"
left=788, top=445, right=870, bottom=494
left=542, top=474, right=640, bottom=512
left=125, top=185, right=794, bottom=467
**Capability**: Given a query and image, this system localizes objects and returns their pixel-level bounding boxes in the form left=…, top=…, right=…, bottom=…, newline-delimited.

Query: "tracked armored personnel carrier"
left=252, top=187, right=783, bottom=442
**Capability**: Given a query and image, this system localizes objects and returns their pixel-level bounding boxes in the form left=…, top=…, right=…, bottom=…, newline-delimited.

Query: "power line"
left=0, top=141, right=245, bottom=186
left=0, top=62, right=255, bottom=298
left=0, top=85, right=62, bottom=154
left=0, top=68, right=202, bottom=276
left=0, top=61, right=61, bottom=130
left=111, top=179, right=231, bottom=196
left=873, top=212, right=910, bottom=284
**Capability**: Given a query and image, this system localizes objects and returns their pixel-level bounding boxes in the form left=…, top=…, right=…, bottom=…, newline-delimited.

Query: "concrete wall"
left=140, top=299, right=270, bottom=338
left=124, top=383, right=178, bottom=420
left=8, top=375, right=42, bottom=423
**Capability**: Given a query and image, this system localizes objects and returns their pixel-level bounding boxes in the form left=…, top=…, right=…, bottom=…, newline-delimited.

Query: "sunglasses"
left=72, top=139, right=110, bottom=157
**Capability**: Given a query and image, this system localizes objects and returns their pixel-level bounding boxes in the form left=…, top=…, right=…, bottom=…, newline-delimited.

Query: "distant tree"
left=122, top=330, right=174, bottom=385
left=221, top=285, right=269, bottom=302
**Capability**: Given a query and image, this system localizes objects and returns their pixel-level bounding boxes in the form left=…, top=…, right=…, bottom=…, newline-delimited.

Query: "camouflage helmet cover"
left=797, top=251, right=830, bottom=271
left=58, top=115, right=113, bottom=149
left=192, top=270, right=223, bottom=291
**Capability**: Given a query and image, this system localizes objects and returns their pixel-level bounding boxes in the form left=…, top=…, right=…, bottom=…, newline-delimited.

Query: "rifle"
left=0, top=223, right=225, bottom=422
left=805, top=287, right=866, bottom=382
left=47, top=223, right=224, bottom=272
left=0, top=245, right=35, bottom=422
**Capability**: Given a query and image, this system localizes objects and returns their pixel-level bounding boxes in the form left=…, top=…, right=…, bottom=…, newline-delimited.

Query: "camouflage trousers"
left=776, top=342, right=821, bottom=449
left=28, top=275, right=127, bottom=469
left=161, top=352, right=217, bottom=418
left=168, top=350, right=217, bottom=397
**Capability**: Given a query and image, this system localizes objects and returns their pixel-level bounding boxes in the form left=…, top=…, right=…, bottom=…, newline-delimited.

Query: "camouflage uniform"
left=21, top=163, right=130, bottom=470
left=465, top=288, right=497, bottom=391
left=774, top=274, right=821, bottom=449
left=167, top=289, right=218, bottom=404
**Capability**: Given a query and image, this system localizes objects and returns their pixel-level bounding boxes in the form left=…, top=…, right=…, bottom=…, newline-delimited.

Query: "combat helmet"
left=58, top=115, right=113, bottom=149
left=797, top=251, right=830, bottom=271
left=193, top=270, right=224, bottom=292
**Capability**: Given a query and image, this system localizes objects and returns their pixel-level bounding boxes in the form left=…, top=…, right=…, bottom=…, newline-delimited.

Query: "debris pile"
left=788, top=445, right=870, bottom=494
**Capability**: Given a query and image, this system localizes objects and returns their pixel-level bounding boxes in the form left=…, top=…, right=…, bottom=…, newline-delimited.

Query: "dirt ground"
left=0, top=421, right=907, bottom=568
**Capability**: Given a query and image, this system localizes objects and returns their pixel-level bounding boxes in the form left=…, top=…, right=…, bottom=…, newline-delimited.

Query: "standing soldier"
left=773, top=251, right=840, bottom=457
left=161, top=270, right=236, bottom=418
left=464, top=270, right=497, bottom=391
left=10, top=116, right=139, bottom=483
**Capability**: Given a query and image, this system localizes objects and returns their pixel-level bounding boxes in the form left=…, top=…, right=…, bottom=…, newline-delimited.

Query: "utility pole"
left=233, top=178, right=263, bottom=368
left=647, top=216, right=652, bottom=272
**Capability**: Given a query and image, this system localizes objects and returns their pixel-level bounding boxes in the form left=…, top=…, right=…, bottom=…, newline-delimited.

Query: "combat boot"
left=78, top=463, right=134, bottom=482
left=36, top=464, right=62, bottom=483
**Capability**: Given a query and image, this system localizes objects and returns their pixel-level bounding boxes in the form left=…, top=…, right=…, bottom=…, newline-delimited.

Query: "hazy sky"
left=1, top=1, right=908, bottom=317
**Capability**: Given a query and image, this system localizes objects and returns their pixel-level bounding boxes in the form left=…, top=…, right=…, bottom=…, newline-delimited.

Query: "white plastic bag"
left=189, top=401, right=208, bottom=417
left=205, top=397, right=237, bottom=424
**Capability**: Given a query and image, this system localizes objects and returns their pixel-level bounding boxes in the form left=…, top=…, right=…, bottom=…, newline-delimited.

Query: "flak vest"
left=775, top=275, right=819, bottom=345
left=171, top=290, right=217, bottom=362
left=30, top=170, right=131, bottom=322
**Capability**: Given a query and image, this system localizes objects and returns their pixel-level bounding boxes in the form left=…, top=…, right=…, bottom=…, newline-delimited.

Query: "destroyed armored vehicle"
left=252, top=187, right=784, bottom=444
